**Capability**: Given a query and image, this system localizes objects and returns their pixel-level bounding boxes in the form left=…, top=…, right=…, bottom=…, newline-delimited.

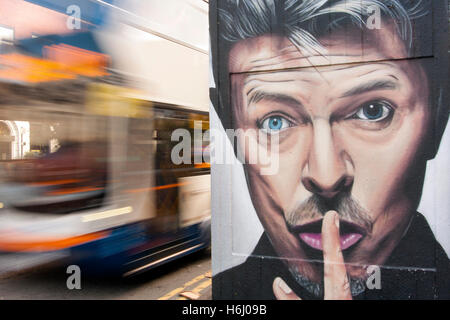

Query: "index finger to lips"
left=322, top=210, right=352, bottom=300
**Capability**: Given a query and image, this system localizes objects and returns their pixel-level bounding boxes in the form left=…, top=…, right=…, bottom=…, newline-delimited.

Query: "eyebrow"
left=247, top=90, right=303, bottom=108
left=340, top=79, right=398, bottom=98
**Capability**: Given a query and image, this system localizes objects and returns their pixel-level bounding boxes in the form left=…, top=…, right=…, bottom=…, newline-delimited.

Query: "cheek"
left=246, top=167, right=313, bottom=270
left=336, top=109, right=428, bottom=216
left=246, top=127, right=312, bottom=213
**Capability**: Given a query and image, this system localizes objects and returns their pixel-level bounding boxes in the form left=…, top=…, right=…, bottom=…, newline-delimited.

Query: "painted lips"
left=293, top=219, right=366, bottom=251
left=299, top=232, right=363, bottom=251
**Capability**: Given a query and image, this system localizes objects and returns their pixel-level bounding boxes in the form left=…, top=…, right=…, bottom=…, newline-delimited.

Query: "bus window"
left=0, top=104, right=109, bottom=214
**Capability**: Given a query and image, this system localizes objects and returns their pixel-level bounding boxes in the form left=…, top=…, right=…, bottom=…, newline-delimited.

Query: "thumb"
left=273, top=277, right=302, bottom=300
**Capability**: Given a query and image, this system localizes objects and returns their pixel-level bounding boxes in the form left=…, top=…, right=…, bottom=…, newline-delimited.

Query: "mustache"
left=285, top=193, right=373, bottom=234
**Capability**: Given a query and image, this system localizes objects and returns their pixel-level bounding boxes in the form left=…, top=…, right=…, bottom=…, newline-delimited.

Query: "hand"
left=273, top=210, right=352, bottom=300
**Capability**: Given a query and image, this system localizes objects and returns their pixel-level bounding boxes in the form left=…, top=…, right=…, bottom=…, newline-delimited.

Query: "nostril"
left=303, top=175, right=353, bottom=196
left=303, top=178, right=321, bottom=194
left=330, top=176, right=354, bottom=194
left=333, top=177, right=347, bottom=192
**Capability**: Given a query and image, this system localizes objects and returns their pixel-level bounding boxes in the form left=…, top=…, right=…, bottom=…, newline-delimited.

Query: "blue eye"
left=260, top=115, right=290, bottom=133
left=353, top=101, right=393, bottom=121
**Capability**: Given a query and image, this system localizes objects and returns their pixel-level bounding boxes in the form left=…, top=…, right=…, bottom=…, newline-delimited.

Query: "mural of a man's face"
left=229, top=25, right=431, bottom=284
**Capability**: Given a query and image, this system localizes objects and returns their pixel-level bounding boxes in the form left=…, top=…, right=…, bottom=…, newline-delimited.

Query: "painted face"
left=229, top=29, right=431, bottom=284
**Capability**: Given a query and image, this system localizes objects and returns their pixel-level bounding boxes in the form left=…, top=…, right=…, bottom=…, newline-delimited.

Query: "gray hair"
left=219, top=0, right=428, bottom=56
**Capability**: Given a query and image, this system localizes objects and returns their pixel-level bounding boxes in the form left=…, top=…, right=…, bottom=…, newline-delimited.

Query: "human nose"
left=301, top=119, right=353, bottom=199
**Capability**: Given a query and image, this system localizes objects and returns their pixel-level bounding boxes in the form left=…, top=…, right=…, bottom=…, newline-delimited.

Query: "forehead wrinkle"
left=245, top=81, right=295, bottom=98
left=247, top=90, right=304, bottom=108
left=246, top=54, right=368, bottom=72
left=244, top=67, right=325, bottom=84
left=249, top=44, right=299, bottom=64
left=243, top=76, right=314, bottom=97
left=245, top=37, right=367, bottom=65
left=244, top=77, right=297, bottom=86
left=250, top=56, right=313, bottom=70
left=316, top=61, right=401, bottom=74
left=318, top=62, right=405, bottom=90
left=242, top=61, right=404, bottom=96
left=352, top=69, right=399, bottom=81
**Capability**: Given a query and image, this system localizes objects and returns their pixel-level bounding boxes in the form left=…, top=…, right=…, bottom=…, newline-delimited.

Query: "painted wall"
left=210, top=0, right=449, bottom=300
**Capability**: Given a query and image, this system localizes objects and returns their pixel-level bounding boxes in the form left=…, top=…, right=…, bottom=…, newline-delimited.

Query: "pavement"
left=0, top=250, right=212, bottom=300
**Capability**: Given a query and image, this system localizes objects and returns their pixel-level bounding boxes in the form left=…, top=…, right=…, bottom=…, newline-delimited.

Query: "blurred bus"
left=0, top=0, right=210, bottom=277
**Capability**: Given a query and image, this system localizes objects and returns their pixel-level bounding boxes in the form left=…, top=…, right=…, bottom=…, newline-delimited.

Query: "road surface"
left=0, top=249, right=212, bottom=300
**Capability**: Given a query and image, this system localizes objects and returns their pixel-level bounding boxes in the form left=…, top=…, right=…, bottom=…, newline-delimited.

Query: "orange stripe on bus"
left=46, top=186, right=104, bottom=196
left=0, top=231, right=109, bottom=252
left=194, top=163, right=211, bottom=169
left=27, top=179, right=84, bottom=187
left=153, top=183, right=186, bottom=191
left=124, top=182, right=188, bottom=194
